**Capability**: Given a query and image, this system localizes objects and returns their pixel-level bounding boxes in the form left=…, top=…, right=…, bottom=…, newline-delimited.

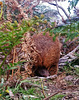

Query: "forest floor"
left=0, top=38, right=79, bottom=100
left=42, top=71, right=79, bottom=100
left=1, top=66, right=78, bottom=100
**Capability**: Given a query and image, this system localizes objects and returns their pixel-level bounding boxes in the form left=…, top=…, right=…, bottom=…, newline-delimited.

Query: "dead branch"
left=13, top=0, right=28, bottom=19
left=5, top=0, right=28, bottom=20
left=26, top=75, right=57, bottom=81
left=59, top=45, right=79, bottom=67
left=43, top=90, right=62, bottom=100
left=55, top=0, right=63, bottom=18
left=22, top=0, right=40, bottom=14
left=48, top=2, right=70, bottom=19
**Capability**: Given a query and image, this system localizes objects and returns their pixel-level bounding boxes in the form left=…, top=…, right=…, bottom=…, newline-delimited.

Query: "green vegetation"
left=63, top=59, right=79, bottom=76
left=0, top=15, right=79, bottom=100
left=0, top=78, right=45, bottom=100
left=50, top=94, right=66, bottom=100
left=52, top=21, right=79, bottom=41
left=0, top=16, right=51, bottom=75
left=0, top=0, right=79, bottom=99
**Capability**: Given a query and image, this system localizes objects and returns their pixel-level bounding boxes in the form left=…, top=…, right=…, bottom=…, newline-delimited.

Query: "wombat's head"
left=34, top=67, right=50, bottom=77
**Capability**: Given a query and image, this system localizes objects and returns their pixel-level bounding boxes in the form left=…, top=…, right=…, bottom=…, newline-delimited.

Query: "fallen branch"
left=43, top=90, right=61, bottom=100
left=26, top=75, right=57, bottom=81
left=59, top=45, right=79, bottom=67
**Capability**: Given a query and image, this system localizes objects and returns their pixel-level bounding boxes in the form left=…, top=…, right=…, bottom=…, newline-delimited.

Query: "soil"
left=42, top=73, right=79, bottom=100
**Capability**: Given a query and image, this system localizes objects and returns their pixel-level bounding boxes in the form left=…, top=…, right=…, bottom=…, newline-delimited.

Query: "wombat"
left=21, top=32, right=61, bottom=76
left=31, top=32, right=61, bottom=76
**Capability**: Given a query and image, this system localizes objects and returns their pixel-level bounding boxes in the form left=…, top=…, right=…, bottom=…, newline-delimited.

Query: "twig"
left=64, top=85, right=79, bottom=89
left=43, top=90, right=62, bottom=100
left=41, top=79, right=47, bottom=98
left=48, top=2, right=70, bottom=19
left=55, top=0, right=63, bottom=18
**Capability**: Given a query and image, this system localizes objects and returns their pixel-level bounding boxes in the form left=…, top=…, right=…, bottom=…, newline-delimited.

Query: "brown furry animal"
left=22, top=32, right=61, bottom=76
left=34, top=67, right=50, bottom=77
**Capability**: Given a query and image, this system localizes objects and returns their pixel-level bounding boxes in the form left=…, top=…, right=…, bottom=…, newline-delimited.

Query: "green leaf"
left=53, top=36, right=56, bottom=41
left=43, top=32, right=46, bottom=35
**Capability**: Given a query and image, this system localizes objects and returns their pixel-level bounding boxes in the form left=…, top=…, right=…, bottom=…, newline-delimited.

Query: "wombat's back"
left=32, top=32, right=60, bottom=75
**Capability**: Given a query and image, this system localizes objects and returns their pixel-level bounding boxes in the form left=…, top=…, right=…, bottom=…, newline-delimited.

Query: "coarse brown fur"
left=31, top=32, right=60, bottom=76
left=22, top=32, right=61, bottom=76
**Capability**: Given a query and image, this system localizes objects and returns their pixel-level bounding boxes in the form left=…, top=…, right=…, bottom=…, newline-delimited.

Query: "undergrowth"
left=63, top=59, right=79, bottom=76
